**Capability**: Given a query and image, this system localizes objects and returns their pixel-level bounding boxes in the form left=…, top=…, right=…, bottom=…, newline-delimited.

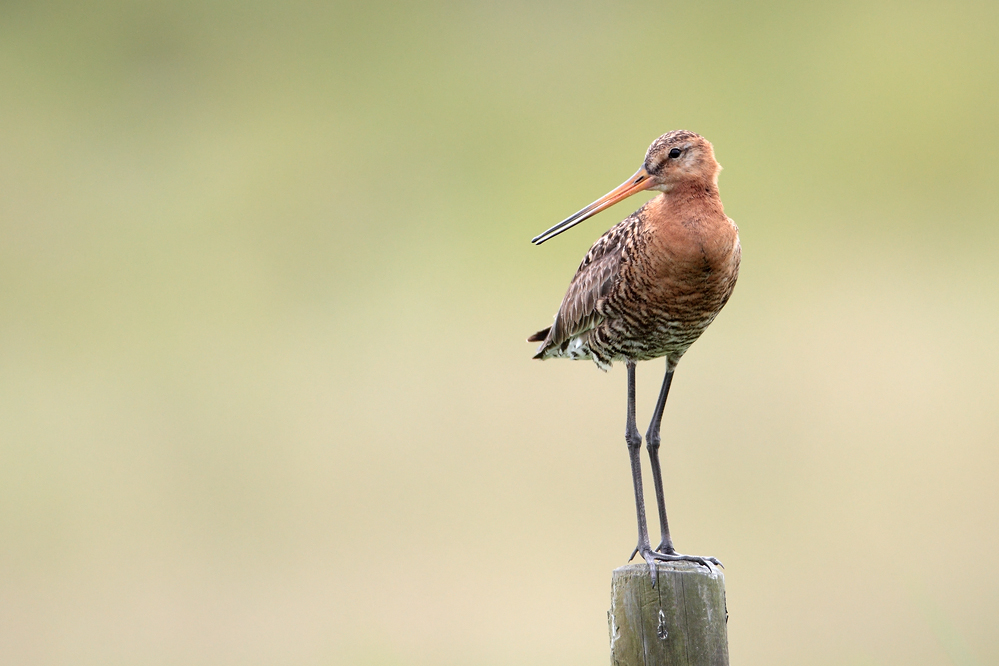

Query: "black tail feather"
left=527, top=326, right=551, bottom=343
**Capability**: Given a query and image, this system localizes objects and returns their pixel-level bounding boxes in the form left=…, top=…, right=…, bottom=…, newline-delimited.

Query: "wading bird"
left=528, top=131, right=740, bottom=585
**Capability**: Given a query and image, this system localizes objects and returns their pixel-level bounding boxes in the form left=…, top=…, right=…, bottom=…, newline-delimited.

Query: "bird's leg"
left=624, top=362, right=660, bottom=585
left=645, top=363, right=676, bottom=555
left=643, top=361, right=723, bottom=570
left=625, top=363, right=718, bottom=583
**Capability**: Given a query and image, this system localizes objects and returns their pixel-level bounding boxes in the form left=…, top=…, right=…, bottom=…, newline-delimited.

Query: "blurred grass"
left=1, top=1, right=998, bottom=664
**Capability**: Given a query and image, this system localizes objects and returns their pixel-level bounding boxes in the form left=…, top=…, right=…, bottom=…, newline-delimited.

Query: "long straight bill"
left=531, top=167, right=654, bottom=245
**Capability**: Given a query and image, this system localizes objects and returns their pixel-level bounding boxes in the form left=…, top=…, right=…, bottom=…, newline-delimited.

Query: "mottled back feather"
left=532, top=217, right=633, bottom=356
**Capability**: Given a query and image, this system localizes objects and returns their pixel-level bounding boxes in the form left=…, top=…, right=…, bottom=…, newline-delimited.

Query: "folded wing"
left=530, top=219, right=632, bottom=357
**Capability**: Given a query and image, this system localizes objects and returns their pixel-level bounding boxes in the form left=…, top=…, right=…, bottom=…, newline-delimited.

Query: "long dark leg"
left=645, top=362, right=676, bottom=554
left=642, top=360, right=723, bottom=570
left=625, top=362, right=657, bottom=582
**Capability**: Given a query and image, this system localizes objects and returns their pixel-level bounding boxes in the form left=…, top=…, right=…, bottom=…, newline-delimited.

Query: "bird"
left=528, top=130, right=740, bottom=585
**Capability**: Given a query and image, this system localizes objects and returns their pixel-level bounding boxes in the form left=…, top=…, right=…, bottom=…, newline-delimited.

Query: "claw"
left=641, top=550, right=659, bottom=587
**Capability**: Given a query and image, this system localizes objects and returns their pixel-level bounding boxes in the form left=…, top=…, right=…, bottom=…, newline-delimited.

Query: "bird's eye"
left=668, top=148, right=682, bottom=159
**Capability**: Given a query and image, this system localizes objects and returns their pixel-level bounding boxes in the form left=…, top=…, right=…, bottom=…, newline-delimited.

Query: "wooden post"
left=608, top=562, right=729, bottom=666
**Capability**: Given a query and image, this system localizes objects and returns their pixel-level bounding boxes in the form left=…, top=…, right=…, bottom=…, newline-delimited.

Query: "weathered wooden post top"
left=609, top=562, right=729, bottom=666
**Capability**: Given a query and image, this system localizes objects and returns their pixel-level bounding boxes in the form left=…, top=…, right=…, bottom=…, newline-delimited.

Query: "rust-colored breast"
left=588, top=191, right=740, bottom=365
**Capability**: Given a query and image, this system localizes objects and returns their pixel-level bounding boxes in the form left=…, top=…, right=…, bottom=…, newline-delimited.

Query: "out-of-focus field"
left=1, top=1, right=997, bottom=664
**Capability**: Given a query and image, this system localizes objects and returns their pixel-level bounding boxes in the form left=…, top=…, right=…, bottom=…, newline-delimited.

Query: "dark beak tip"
left=530, top=166, right=647, bottom=246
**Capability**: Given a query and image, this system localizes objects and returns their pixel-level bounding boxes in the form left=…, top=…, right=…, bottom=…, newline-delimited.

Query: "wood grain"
left=608, top=562, right=729, bottom=665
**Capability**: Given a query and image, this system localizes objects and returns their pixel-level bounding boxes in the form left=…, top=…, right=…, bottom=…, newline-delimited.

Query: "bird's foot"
left=629, top=543, right=665, bottom=587
left=654, top=542, right=723, bottom=569
left=629, top=543, right=722, bottom=586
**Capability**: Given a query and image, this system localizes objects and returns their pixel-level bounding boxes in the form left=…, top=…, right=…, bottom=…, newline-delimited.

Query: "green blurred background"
left=1, top=1, right=997, bottom=664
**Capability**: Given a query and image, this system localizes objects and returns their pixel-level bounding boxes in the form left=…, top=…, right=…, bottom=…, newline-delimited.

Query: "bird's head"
left=532, top=130, right=720, bottom=245
left=642, top=131, right=720, bottom=192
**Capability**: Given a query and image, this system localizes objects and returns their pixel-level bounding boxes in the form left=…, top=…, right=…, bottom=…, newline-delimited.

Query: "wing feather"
left=536, top=218, right=632, bottom=354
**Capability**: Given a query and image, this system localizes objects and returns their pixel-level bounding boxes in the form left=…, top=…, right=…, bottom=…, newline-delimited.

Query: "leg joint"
left=645, top=421, right=661, bottom=449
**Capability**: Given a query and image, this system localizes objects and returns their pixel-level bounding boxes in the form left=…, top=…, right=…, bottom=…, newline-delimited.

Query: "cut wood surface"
left=608, top=562, right=728, bottom=666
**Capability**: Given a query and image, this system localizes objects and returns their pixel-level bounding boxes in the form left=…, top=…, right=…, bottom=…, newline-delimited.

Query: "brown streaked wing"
left=542, top=219, right=631, bottom=352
